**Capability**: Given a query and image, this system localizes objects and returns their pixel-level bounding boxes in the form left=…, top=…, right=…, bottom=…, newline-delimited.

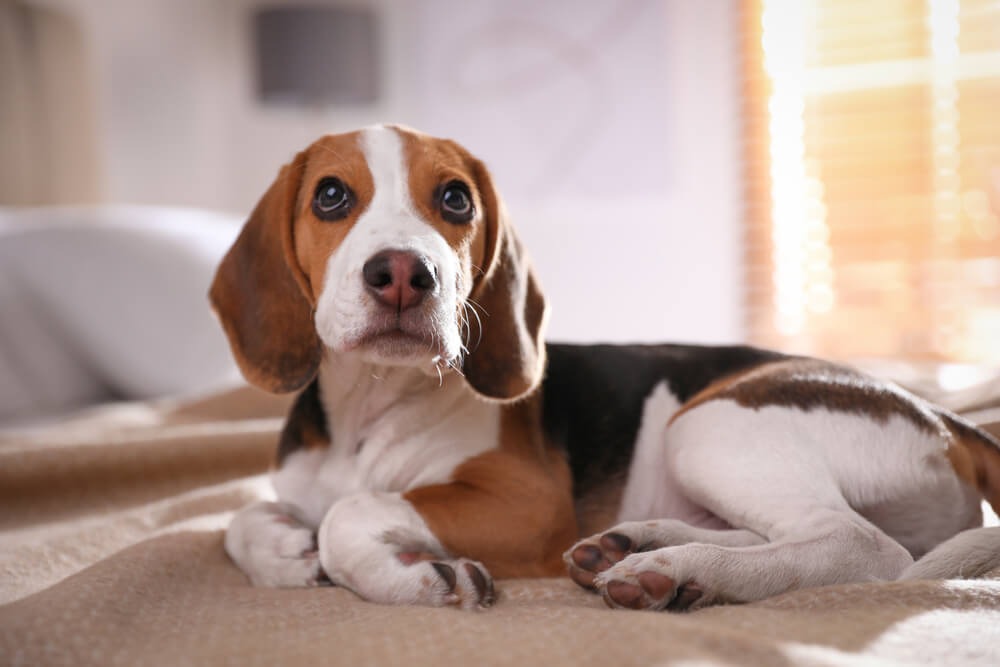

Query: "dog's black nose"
left=362, top=250, right=437, bottom=310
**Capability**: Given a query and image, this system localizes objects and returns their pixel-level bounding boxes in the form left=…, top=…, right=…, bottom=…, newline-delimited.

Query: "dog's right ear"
left=209, top=152, right=321, bottom=393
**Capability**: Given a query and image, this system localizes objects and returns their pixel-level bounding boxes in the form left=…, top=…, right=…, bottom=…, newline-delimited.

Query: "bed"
left=2, top=208, right=999, bottom=666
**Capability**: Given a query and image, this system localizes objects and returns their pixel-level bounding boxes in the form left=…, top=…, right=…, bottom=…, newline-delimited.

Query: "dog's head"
left=209, top=125, right=547, bottom=401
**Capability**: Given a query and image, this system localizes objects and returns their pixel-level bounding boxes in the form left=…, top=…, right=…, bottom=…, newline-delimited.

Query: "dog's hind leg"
left=594, top=507, right=913, bottom=611
left=592, top=400, right=918, bottom=611
left=565, top=520, right=765, bottom=591
left=224, top=501, right=327, bottom=587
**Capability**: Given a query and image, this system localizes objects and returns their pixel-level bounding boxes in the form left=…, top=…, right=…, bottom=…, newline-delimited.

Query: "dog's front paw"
left=421, top=559, right=496, bottom=610
left=594, top=550, right=704, bottom=612
left=268, top=528, right=331, bottom=588
left=318, top=492, right=496, bottom=610
left=225, top=503, right=331, bottom=588
left=325, top=547, right=496, bottom=610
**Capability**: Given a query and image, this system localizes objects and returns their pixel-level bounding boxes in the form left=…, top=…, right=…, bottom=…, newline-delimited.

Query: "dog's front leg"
left=317, top=492, right=495, bottom=610
left=319, top=449, right=575, bottom=608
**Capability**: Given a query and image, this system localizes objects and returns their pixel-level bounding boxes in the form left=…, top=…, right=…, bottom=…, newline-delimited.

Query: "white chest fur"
left=272, top=359, right=500, bottom=527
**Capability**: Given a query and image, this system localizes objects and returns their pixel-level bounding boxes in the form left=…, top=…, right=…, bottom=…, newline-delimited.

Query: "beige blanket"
left=3, top=382, right=1000, bottom=666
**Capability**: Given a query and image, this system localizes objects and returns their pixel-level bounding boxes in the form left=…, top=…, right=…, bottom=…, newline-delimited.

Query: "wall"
left=19, top=0, right=744, bottom=344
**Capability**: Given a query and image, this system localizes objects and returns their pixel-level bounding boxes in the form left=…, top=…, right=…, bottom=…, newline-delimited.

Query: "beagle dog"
left=211, top=124, right=1000, bottom=611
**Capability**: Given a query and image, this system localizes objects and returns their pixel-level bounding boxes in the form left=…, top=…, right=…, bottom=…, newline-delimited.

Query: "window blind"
left=741, top=0, right=1000, bottom=363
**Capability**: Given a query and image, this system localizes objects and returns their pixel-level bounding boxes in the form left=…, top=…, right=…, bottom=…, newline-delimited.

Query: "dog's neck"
left=316, top=354, right=480, bottom=453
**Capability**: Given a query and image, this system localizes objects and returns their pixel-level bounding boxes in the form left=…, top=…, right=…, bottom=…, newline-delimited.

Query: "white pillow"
left=0, top=206, right=244, bottom=423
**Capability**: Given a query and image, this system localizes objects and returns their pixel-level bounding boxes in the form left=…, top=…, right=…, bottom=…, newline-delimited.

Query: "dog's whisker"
left=466, top=297, right=489, bottom=318
left=458, top=303, right=474, bottom=353
left=464, top=300, right=484, bottom=351
left=445, top=357, right=466, bottom=379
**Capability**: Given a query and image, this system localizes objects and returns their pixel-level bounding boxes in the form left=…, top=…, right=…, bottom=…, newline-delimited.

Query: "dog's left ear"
left=462, top=160, right=549, bottom=401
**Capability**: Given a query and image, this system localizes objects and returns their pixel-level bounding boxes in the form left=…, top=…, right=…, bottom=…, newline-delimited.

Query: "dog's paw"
left=226, top=504, right=331, bottom=588
left=251, top=524, right=330, bottom=588
left=593, top=549, right=704, bottom=612
left=417, top=559, right=496, bottom=610
left=564, top=521, right=661, bottom=591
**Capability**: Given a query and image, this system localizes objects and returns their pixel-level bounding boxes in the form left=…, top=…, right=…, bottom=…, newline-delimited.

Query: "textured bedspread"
left=3, top=380, right=1000, bottom=666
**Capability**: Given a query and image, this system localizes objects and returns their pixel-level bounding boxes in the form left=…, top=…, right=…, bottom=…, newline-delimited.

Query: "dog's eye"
left=313, top=177, right=352, bottom=220
left=439, top=181, right=473, bottom=223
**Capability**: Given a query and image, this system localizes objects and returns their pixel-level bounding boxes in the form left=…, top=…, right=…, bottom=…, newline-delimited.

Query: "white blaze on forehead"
left=349, top=124, right=444, bottom=258
left=360, top=125, right=418, bottom=224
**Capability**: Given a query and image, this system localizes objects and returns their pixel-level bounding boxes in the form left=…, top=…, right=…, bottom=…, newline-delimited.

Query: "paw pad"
left=637, top=571, right=674, bottom=600
left=604, top=581, right=645, bottom=609
left=600, top=532, right=633, bottom=556
left=571, top=545, right=608, bottom=570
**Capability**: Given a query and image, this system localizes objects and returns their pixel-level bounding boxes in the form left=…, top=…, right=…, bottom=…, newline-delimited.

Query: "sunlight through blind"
left=742, top=0, right=1000, bottom=363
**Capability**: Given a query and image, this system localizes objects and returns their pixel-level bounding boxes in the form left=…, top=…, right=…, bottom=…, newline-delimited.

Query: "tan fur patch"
left=941, top=412, right=1000, bottom=515
left=667, top=364, right=772, bottom=426
left=290, top=131, right=374, bottom=303
left=396, top=127, right=488, bottom=280
left=670, top=359, right=944, bottom=436
left=404, top=395, right=577, bottom=578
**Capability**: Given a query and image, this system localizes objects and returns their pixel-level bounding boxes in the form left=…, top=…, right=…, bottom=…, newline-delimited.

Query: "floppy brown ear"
left=209, top=153, right=321, bottom=393
left=462, top=160, right=549, bottom=401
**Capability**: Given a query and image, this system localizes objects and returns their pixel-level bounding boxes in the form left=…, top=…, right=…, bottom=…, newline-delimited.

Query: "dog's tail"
left=899, top=526, right=1000, bottom=580
left=899, top=412, right=1000, bottom=581
left=939, top=411, right=1000, bottom=514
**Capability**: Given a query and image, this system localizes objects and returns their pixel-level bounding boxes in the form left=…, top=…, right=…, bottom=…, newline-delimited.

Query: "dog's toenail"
left=432, top=562, right=457, bottom=592
left=464, top=563, right=490, bottom=603
left=485, top=572, right=496, bottom=604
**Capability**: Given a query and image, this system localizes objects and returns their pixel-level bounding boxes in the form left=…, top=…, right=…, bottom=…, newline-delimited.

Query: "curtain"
left=0, top=3, right=99, bottom=206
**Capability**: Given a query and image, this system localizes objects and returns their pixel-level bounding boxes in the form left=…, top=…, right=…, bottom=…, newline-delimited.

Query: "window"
left=742, top=0, right=1000, bottom=363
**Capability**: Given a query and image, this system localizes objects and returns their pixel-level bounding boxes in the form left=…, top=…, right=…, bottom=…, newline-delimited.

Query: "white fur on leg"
left=594, top=518, right=764, bottom=551
left=224, top=501, right=324, bottom=587
left=588, top=401, right=936, bottom=609
left=317, top=491, right=494, bottom=609
left=595, top=512, right=915, bottom=610
left=565, top=518, right=766, bottom=571
left=899, top=527, right=1000, bottom=581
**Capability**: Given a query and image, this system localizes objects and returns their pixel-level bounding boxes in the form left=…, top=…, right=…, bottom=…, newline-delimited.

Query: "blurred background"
left=1, top=0, right=999, bottom=421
